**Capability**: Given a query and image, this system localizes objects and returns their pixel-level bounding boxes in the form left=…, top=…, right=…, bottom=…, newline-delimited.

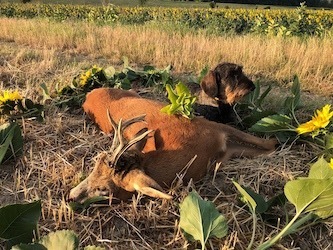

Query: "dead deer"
left=69, top=88, right=277, bottom=202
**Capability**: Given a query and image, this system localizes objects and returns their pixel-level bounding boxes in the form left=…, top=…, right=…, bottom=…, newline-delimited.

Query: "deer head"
left=69, top=111, right=172, bottom=203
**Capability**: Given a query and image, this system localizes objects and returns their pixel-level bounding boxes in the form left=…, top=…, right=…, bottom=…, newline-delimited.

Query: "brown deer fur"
left=69, top=88, right=277, bottom=202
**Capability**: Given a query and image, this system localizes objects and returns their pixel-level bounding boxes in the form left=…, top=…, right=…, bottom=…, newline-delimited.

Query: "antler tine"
left=106, top=110, right=151, bottom=167
left=107, top=109, right=121, bottom=153
left=114, top=128, right=153, bottom=166
left=121, top=114, right=147, bottom=130
left=107, top=110, right=147, bottom=152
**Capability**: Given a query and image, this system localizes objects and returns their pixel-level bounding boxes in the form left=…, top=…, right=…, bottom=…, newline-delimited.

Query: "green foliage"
left=38, top=230, right=79, bottom=250
left=233, top=181, right=269, bottom=250
left=179, top=191, right=228, bottom=250
left=68, top=196, right=109, bottom=211
left=0, top=4, right=332, bottom=37
left=0, top=122, right=23, bottom=165
left=239, top=75, right=301, bottom=142
left=49, top=59, right=173, bottom=108
left=285, top=157, right=333, bottom=219
left=0, top=90, right=44, bottom=122
left=0, top=201, right=41, bottom=248
left=233, top=181, right=268, bottom=214
left=161, top=82, right=197, bottom=119
left=258, top=157, right=333, bottom=249
left=11, top=230, right=105, bottom=250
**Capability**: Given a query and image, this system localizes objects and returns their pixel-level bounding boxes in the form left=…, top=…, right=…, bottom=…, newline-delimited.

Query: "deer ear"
left=200, top=70, right=218, bottom=98
left=131, top=171, right=172, bottom=200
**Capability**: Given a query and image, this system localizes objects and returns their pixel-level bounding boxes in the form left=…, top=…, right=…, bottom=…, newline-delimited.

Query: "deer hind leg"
left=220, top=124, right=278, bottom=151
left=219, top=142, right=275, bottom=163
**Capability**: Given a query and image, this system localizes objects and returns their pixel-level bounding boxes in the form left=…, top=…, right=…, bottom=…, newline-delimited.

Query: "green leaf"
left=284, top=75, right=301, bottom=116
left=0, top=122, right=23, bottom=165
left=84, top=246, right=106, bottom=250
left=165, top=84, right=178, bottom=104
left=257, top=85, right=272, bottom=108
left=249, top=114, right=293, bottom=133
left=266, top=192, right=287, bottom=209
left=103, top=66, right=116, bottom=79
left=284, top=178, right=333, bottom=219
left=179, top=191, right=228, bottom=249
left=0, top=200, right=41, bottom=248
left=38, top=230, right=79, bottom=250
left=324, top=133, right=333, bottom=151
left=40, top=83, right=52, bottom=102
left=233, top=181, right=268, bottom=214
left=11, top=243, right=47, bottom=250
left=69, top=196, right=108, bottom=211
left=161, top=82, right=197, bottom=119
left=308, top=156, right=333, bottom=179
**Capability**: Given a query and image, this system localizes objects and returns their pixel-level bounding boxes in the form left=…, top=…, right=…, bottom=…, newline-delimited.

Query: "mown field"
left=0, top=2, right=333, bottom=250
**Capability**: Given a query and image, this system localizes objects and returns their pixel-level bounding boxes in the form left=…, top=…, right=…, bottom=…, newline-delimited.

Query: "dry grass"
left=0, top=16, right=333, bottom=250
left=0, top=17, right=332, bottom=96
left=1, top=106, right=332, bottom=249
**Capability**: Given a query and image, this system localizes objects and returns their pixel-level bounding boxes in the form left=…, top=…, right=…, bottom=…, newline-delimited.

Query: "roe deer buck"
left=69, top=88, right=277, bottom=202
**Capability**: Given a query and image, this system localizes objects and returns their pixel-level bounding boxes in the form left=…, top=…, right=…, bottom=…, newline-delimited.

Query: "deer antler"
left=106, top=109, right=153, bottom=169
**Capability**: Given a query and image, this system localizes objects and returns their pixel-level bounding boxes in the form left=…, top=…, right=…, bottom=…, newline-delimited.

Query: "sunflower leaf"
left=179, top=191, right=228, bottom=250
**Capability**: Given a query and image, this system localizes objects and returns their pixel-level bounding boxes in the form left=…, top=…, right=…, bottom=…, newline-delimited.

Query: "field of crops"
left=1, top=2, right=333, bottom=250
left=1, top=3, right=333, bottom=36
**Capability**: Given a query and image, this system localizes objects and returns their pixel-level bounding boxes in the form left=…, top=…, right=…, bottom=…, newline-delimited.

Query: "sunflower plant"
left=296, top=104, right=333, bottom=157
left=0, top=90, right=44, bottom=122
left=161, top=82, right=197, bottom=119
left=296, top=104, right=333, bottom=138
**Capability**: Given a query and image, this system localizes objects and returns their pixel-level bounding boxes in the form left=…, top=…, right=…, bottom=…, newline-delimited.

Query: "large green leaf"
left=249, top=114, right=293, bottom=133
left=38, top=230, right=79, bottom=250
left=284, top=178, right=333, bottom=219
left=0, top=122, right=23, bottom=165
left=11, top=243, right=46, bottom=250
left=233, top=181, right=268, bottom=214
left=0, top=200, right=41, bottom=248
left=308, top=157, right=333, bottom=179
left=179, top=191, right=228, bottom=250
left=12, top=230, right=105, bottom=250
left=324, top=133, right=333, bottom=151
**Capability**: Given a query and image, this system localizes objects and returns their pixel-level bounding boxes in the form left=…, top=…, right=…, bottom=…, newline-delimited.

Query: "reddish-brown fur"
left=70, top=88, right=277, bottom=202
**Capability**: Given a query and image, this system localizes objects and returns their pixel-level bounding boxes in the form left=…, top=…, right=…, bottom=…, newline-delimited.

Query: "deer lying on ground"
left=69, top=88, right=277, bottom=202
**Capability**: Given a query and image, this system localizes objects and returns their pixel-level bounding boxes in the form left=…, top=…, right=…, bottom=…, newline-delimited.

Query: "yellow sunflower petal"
left=330, top=159, right=333, bottom=170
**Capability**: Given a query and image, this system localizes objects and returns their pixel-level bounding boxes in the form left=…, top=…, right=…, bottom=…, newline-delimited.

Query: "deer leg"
left=219, top=142, right=275, bottom=163
left=220, top=124, right=278, bottom=151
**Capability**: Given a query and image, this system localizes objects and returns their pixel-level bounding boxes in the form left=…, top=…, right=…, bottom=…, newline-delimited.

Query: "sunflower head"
left=296, top=104, right=333, bottom=137
left=0, top=90, right=23, bottom=105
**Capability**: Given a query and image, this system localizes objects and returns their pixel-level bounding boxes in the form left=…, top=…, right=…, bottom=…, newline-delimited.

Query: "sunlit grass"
left=1, top=17, right=332, bottom=96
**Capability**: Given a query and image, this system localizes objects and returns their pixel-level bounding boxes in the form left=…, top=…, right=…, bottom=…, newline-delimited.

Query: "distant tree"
left=22, top=0, right=32, bottom=3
